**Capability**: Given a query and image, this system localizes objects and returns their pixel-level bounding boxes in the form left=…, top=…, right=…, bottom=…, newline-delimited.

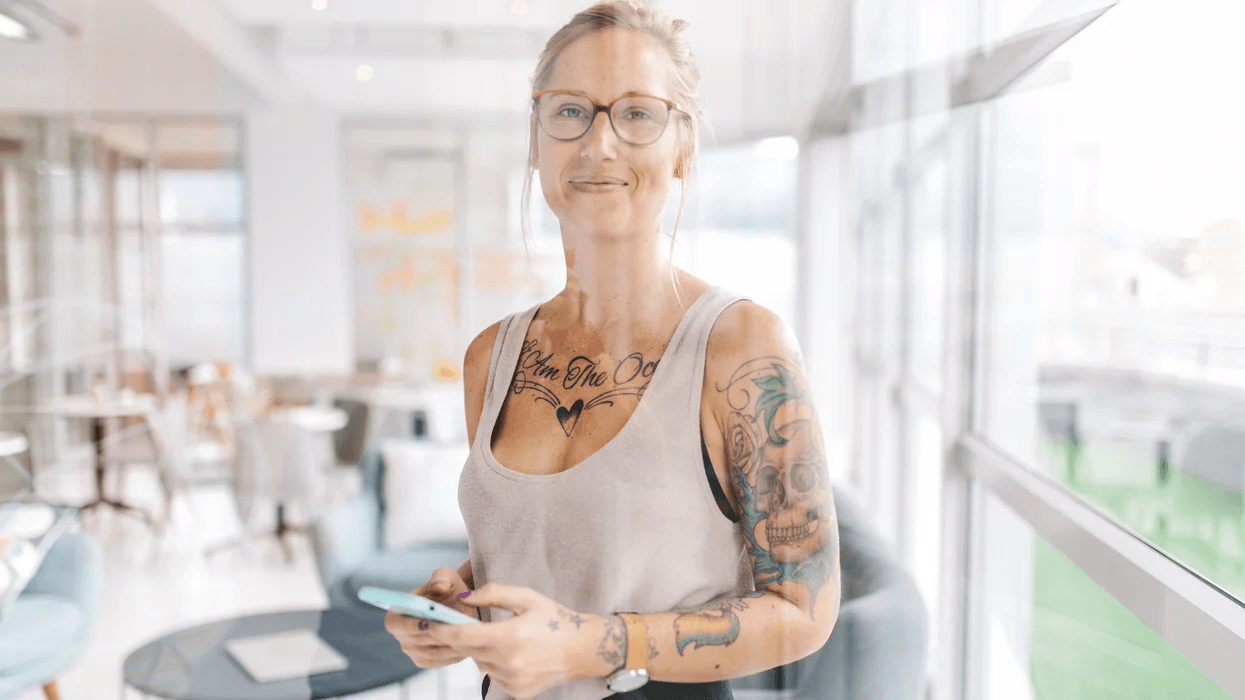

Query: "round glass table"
left=123, top=607, right=423, bottom=699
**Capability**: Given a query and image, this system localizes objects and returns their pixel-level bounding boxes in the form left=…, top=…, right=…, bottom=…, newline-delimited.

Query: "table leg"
left=274, top=502, right=308, bottom=563
left=93, top=417, right=106, bottom=503
left=79, top=417, right=152, bottom=525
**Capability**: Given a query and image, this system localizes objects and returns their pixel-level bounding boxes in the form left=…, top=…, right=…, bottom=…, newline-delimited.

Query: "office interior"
left=1, top=0, right=1243, bottom=699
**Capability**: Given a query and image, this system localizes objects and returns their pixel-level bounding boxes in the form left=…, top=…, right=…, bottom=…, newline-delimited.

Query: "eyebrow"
left=561, top=88, right=661, bottom=102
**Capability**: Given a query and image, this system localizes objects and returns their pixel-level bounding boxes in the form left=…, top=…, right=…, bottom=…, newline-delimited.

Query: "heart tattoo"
left=511, top=371, right=652, bottom=438
left=556, top=399, right=584, bottom=436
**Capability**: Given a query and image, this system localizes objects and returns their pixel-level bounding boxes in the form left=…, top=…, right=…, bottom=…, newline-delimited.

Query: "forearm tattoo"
left=719, top=357, right=839, bottom=618
left=511, top=339, right=659, bottom=436
left=598, top=615, right=627, bottom=672
left=672, top=598, right=752, bottom=655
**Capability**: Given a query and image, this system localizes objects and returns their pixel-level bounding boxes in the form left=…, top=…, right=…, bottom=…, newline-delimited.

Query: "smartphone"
left=357, top=586, right=481, bottom=625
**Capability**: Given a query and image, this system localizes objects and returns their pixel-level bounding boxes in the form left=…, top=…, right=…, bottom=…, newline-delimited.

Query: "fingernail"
left=458, top=591, right=472, bottom=599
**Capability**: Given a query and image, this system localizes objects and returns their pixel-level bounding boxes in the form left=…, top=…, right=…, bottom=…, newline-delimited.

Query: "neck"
left=553, top=226, right=682, bottom=332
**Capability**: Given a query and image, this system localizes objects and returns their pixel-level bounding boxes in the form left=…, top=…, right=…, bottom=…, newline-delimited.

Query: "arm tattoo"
left=673, top=598, right=751, bottom=655
left=719, top=357, right=839, bottom=618
left=598, top=615, right=627, bottom=672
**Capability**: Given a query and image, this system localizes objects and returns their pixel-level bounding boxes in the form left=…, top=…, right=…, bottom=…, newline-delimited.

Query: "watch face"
left=606, top=669, right=650, bottom=693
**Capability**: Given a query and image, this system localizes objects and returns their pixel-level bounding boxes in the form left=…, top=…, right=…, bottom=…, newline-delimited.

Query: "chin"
left=563, top=211, right=634, bottom=237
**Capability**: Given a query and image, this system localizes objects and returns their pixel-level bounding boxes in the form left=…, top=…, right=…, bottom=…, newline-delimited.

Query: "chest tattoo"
left=510, top=339, right=660, bottom=436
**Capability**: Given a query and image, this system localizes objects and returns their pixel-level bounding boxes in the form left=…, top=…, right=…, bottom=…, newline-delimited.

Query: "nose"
left=771, top=480, right=787, bottom=509
left=579, top=110, right=620, bottom=161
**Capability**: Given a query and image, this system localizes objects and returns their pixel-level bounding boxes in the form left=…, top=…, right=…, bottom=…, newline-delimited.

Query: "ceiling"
left=0, top=0, right=848, bottom=141
left=0, top=0, right=265, bottom=114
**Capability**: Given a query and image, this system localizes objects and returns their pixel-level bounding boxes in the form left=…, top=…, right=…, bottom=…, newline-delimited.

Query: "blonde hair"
left=520, top=0, right=703, bottom=263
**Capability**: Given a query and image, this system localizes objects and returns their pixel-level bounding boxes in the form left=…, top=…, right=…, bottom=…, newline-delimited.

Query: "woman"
left=384, top=3, right=840, bottom=699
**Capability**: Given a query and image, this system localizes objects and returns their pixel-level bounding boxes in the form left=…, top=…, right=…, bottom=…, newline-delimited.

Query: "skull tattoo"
left=754, top=419, right=829, bottom=564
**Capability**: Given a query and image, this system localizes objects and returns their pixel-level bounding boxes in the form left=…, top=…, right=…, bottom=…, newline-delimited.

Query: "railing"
left=1039, top=312, right=1245, bottom=390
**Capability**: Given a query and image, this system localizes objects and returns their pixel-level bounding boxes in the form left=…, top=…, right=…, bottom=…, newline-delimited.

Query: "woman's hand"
left=429, top=583, right=603, bottom=700
left=383, top=567, right=477, bottom=668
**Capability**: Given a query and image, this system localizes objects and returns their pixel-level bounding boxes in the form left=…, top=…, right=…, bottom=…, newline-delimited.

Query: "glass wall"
left=823, top=0, right=1245, bottom=696
left=978, top=493, right=1230, bottom=699
left=0, top=116, right=246, bottom=461
left=680, top=138, right=799, bottom=326
left=979, top=0, right=1245, bottom=602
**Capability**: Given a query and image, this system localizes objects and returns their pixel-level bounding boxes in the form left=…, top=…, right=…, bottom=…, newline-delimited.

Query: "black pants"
left=481, top=674, right=734, bottom=700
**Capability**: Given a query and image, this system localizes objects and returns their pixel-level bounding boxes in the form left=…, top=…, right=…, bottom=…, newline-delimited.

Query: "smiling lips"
left=569, top=177, right=628, bottom=191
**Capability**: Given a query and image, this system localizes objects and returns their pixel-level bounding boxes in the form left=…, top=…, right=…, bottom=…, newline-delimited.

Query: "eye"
left=558, top=105, right=586, bottom=119
left=621, top=108, right=654, bottom=121
left=791, top=463, right=816, bottom=492
left=756, top=466, right=779, bottom=495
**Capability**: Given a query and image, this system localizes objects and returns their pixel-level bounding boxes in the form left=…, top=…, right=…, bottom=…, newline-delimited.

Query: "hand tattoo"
left=547, top=607, right=584, bottom=635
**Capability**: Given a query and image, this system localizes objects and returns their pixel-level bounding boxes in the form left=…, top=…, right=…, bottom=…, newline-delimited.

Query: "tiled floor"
left=15, top=461, right=483, bottom=700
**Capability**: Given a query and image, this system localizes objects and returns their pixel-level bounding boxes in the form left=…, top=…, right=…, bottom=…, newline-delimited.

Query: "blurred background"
left=1, top=0, right=1244, bottom=699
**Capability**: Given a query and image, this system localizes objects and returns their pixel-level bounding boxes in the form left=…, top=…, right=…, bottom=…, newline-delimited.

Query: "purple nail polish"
left=458, top=591, right=472, bottom=598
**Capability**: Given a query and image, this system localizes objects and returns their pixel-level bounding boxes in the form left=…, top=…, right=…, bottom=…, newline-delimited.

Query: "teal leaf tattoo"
left=751, top=363, right=806, bottom=444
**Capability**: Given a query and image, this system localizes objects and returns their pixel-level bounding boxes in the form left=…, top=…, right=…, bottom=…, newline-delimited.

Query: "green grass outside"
left=1027, top=440, right=1239, bottom=699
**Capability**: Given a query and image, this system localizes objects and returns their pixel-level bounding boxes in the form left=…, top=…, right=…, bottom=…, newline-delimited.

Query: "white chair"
left=211, top=414, right=334, bottom=562
left=144, top=395, right=234, bottom=534
left=0, top=431, right=31, bottom=498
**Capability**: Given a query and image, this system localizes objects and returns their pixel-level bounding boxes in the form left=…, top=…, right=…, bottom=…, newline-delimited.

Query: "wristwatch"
left=605, top=612, right=651, bottom=693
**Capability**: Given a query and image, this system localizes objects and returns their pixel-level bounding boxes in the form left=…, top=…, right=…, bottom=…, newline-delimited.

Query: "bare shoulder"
left=463, top=321, right=504, bottom=444
left=464, top=321, right=503, bottom=376
left=702, top=300, right=814, bottom=439
left=706, top=300, right=804, bottom=374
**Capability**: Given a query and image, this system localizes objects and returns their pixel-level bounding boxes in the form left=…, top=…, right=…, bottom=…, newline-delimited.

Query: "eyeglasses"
left=532, top=89, right=685, bottom=146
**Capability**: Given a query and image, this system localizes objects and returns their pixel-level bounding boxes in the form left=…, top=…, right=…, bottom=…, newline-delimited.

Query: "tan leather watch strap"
left=617, top=612, right=649, bottom=671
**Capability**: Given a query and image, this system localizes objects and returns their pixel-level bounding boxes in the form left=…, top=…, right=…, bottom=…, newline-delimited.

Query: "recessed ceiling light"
left=0, top=9, right=33, bottom=40
left=310, top=0, right=328, bottom=11
left=356, top=64, right=374, bottom=82
left=510, top=0, right=528, bottom=14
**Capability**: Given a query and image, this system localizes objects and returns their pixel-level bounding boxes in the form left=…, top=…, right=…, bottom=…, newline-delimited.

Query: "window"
left=978, top=0, right=1245, bottom=602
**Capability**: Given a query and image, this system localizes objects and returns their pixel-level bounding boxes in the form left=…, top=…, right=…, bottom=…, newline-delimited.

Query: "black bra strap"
left=701, top=435, right=739, bottom=522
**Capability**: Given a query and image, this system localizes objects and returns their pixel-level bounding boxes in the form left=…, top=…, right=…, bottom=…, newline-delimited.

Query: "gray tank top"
left=458, top=286, right=755, bottom=700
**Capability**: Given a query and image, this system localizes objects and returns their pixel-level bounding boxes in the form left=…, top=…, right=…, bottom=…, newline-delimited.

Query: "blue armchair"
left=308, top=444, right=470, bottom=614
left=0, top=531, right=104, bottom=700
left=731, top=485, right=928, bottom=700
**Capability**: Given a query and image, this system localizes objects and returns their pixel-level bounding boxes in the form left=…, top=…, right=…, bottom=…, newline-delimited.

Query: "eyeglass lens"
left=536, top=92, right=670, bottom=144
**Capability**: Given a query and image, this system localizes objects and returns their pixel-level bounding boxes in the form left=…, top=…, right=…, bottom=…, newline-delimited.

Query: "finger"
left=385, top=610, right=426, bottom=637
left=419, top=567, right=466, bottom=599
left=430, top=623, right=496, bottom=655
left=402, top=644, right=466, bottom=668
left=385, top=613, right=451, bottom=647
left=458, top=582, right=543, bottom=615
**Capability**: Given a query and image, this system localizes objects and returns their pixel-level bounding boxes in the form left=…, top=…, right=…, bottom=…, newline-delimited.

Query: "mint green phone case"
left=357, top=586, right=481, bottom=625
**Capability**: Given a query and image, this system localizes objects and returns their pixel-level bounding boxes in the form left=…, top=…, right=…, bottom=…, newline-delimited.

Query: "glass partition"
left=976, top=492, right=1230, bottom=700
left=977, top=0, right=1245, bottom=602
